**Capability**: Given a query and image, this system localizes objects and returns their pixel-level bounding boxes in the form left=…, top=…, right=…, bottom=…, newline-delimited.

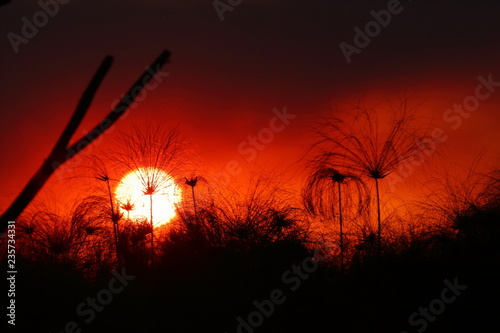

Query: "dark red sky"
left=1, top=0, right=500, bottom=210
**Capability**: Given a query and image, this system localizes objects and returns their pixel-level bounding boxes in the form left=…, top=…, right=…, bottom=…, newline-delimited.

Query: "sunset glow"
left=2, top=1, right=499, bottom=331
left=115, top=168, right=181, bottom=227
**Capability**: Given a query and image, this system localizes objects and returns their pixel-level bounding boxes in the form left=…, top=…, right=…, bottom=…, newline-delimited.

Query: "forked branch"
left=0, top=50, right=171, bottom=233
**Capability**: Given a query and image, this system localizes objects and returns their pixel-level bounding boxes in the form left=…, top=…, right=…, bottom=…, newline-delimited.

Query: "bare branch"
left=0, top=51, right=171, bottom=233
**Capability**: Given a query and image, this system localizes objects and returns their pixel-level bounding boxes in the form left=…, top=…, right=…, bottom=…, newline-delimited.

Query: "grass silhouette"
left=89, top=155, right=123, bottom=266
left=303, top=163, right=367, bottom=270
left=4, top=163, right=500, bottom=332
left=113, top=125, right=186, bottom=265
left=182, top=175, right=207, bottom=224
left=311, top=99, right=424, bottom=255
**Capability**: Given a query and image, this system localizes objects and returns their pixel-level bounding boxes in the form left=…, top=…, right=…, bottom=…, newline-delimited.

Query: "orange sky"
left=1, top=0, right=499, bottom=214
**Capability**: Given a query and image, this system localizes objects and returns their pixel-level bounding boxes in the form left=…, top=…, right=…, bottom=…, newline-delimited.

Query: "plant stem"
left=375, top=177, right=381, bottom=257
left=191, top=186, right=198, bottom=223
left=107, top=180, right=120, bottom=267
left=337, top=181, right=344, bottom=272
left=150, top=193, right=154, bottom=265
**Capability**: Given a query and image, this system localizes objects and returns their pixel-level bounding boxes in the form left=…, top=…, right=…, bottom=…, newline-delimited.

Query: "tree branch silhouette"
left=0, top=50, right=171, bottom=233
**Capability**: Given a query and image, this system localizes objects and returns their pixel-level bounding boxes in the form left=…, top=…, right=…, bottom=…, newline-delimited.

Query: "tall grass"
left=310, top=99, right=424, bottom=255
left=16, top=195, right=115, bottom=278
left=303, top=162, right=368, bottom=270
left=113, top=125, right=186, bottom=265
left=89, top=155, right=122, bottom=266
left=170, top=174, right=309, bottom=252
left=182, top=176, right=207, bottom=224
left=418, top=160, right=500, bottom=240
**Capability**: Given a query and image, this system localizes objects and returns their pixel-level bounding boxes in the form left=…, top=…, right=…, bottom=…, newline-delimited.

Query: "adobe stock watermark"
left=225, top=241, right=331, bottom=333
left=400, top=277, right=467, bottom=333
left=213, top=0, right=243, bottom=22
left=52, top=66, right=170, bottom=181
left=215, top=106, right=296, bottom=186
left=339, top=0, right=404, bottom=64
left=6, top=220, right=17, bottom=326
left=7, top=0, right=72, bottom=54
left=387, top=73, right=499, bottom=190
left=50, top=267, right=135, bottom=333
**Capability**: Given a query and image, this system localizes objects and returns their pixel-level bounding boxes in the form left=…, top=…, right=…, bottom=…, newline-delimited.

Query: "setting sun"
left=115, top=167, right=181, bottom=227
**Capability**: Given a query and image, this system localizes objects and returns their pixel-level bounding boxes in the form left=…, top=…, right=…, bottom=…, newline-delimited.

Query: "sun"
left=115, top=167, right=181, bottom=227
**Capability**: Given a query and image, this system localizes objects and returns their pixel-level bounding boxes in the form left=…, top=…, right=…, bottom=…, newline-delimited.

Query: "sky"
left=1, top=0, right=500, bottom=212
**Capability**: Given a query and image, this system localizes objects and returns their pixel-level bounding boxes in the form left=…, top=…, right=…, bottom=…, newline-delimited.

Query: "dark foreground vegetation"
left=3, top=173, right=500, bottom=333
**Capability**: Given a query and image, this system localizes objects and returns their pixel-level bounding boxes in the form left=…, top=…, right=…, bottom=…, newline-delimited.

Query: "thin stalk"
left=375, top=177, right=381, bottom=257
left=29, top=232, right=35, bottom=257
left=337, top=181, right=344, bottom=272
left=106, top=180, right=120, bottom=266
left=149, top=193, right=154, bottom=265
left=191, top=186, right=198, bottom=223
